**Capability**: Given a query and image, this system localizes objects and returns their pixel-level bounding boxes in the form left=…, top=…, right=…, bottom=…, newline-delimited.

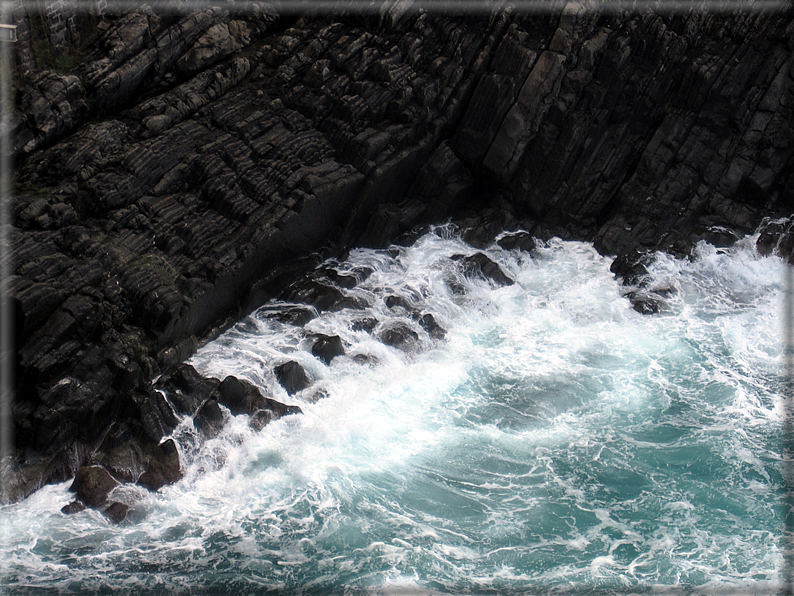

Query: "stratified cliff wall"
left=5, top=0, right=794, bottom=502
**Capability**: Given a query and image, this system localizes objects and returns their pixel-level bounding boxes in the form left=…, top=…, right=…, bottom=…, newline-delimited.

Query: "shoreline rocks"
left=7, top=2, right=794, bottom=503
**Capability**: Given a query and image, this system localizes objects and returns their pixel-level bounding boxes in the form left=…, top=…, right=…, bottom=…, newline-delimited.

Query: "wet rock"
left=250, top=409, right=275, bottom=431
left=321, top=268, right=358, bottom=289
left=353, top=353, right=380, bottom=366
left=311, top=334, right=345, bottom=365
left=155, top=363, right=221, bottom=416
left=61, top=500, right=86, bottom=514
left=194, top=399, right=225, bottom=439
left=280, top=279, right=347, bottom=312
left=626, top=291, right=666, bottom=315
left=379, top=323, right=420, bottom=351
left=249, top=396, right=302, bottom=429
left=137, top=439, right=182, bottom=491
left=451, top=253, right=514, bottom=287
left=756, top=217, right=794, bottom=261
left=497, top=231, right=537, bottom=253
left=275, top=361, right=311, bottom=395
left=690, top=224, right=741, bottom=248
left=69, top=465, right=119, bottom=508
left=264, top=306, right=317, bottom=326
left=351, top=317, right=379, bottom=333
left=417, top=313, right=446, bottom=340
left=610, top=251, right=653, bottom=287
left=215, top=376, right=250, bottom=416
left=385, top=294, right=414, bottom=311
left=103, top=501, right=129, bottom=524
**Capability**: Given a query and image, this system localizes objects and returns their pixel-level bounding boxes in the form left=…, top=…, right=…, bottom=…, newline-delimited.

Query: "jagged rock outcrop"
left=6, top=0, right=794, bottom=502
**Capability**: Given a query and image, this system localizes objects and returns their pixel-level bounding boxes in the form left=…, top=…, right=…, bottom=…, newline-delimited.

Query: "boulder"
left=69, top=465, right=119, bottom=507
left=103, top=501, right=129, bottom=524
left=137, top=439, right=182, bottom=491
left=379, top=323, right=420, bottom=351
left=215, top=376, right=250, bottom=416
left=194, top=399, right=225, bottom=439
left=610, top=251, right=652, bottom=287
left=275, top=361, right=310, bottom=395
left=311, top=334, right=345, bottom=365
left=155, top=363, right=220, bottom=416
left=61, top=500, right=86, bottom=515
left=417, top=313, right=446, bottom=340
left=451, top=253, right=515, bottom=287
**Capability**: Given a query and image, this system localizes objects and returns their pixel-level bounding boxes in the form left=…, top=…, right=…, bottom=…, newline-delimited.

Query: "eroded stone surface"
left=8, top=2, right=794, bottom=503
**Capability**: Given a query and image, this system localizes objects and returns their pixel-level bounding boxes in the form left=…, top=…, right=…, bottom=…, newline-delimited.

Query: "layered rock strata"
left=6, top=0, right=794, bottom=502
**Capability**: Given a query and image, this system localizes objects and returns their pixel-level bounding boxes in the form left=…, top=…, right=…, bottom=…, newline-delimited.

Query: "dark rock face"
left=7, top=2, right=794, bottom=502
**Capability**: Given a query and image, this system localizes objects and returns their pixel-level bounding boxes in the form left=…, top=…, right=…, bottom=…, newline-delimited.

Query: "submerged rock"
left=351, top=317, right=379, bottom=333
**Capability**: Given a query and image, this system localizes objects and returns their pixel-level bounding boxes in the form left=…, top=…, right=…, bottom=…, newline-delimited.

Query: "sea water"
left=0, top=228, right=788, bottom=595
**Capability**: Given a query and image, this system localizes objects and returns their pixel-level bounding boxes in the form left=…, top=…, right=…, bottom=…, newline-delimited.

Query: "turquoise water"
left=0, top=229, right=788, bottom=594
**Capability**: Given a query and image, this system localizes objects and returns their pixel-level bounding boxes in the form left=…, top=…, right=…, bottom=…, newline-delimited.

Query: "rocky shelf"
left=4, top=0, right=794, bottom=503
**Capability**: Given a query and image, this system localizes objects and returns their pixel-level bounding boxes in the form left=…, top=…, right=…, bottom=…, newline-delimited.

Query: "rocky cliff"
left=5, top=0, right=794, bottom=502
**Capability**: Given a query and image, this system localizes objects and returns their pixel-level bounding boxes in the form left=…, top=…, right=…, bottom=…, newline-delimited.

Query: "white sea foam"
left=1, top=229, right=787, bottom=594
